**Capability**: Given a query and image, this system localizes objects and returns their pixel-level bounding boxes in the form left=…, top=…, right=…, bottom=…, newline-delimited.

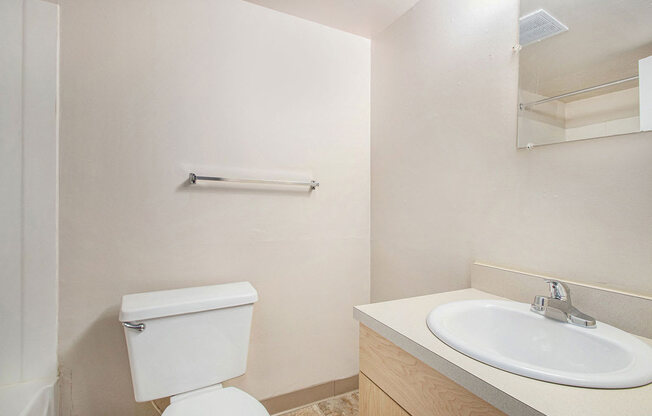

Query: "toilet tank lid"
left=119, top=282, right=258, bottom=322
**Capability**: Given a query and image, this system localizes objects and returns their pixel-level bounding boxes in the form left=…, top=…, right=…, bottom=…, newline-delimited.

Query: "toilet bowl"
left=163, top=385, right=268, bottom=416
left=119, top=282, right=269, bottom=415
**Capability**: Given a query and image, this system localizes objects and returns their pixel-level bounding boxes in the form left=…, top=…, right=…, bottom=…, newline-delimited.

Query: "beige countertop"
left=353, top=288, right=652, bottom=416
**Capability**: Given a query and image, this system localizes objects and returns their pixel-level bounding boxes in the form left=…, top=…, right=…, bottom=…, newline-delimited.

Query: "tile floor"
left=277, top=391, right=358, bottom=416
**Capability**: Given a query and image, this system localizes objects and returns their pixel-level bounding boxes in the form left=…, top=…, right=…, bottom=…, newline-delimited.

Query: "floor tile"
left=316, top=391, right=359, bottom=416
left=281, top=404, right=323, bottom=416
left=278, top=391, right=359, bottom=416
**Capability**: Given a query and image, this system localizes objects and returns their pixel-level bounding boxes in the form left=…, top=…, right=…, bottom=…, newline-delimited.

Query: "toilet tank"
left=119, top=282, right=258, bottom=402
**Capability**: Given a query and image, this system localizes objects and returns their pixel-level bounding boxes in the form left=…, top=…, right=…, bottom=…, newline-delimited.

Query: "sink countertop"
left=353, top=288, right=652, bottom=416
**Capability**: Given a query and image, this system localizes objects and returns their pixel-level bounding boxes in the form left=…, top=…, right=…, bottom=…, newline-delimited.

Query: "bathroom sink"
left=426, top=300, right=652, bottom=388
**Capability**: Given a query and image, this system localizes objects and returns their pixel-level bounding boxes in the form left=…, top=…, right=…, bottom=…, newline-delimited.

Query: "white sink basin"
left=426, top=299, right=652, bottom=388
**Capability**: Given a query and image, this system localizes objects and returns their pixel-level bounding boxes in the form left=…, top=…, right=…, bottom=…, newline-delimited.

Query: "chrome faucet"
left=530, top=280, right=596, bottom=328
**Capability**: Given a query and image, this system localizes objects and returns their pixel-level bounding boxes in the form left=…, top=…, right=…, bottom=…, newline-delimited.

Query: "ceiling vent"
left=519, top=9, right=568, bottom=46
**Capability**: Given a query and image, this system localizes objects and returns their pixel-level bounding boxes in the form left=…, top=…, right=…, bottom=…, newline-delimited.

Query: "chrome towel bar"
left=189, top=173, right=319, bottom=190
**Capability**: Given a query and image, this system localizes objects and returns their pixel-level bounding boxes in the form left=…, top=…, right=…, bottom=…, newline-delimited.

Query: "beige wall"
left=371, top=0, right=652, bottom=301
left=58, top=0, right=370, bottom=415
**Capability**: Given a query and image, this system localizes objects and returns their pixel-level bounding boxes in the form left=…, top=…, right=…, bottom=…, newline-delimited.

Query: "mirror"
left=517, top=0, right=652, bottom=148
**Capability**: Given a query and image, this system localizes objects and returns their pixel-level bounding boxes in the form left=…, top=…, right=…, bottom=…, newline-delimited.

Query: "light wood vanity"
left=354, top=288, right=652, bottom=416
left=359, top=324, right=503, bottom=416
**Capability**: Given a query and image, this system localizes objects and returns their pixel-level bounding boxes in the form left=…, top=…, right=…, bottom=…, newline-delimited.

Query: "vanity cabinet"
left=360, top=373, right=409, bottom=416
left=359, top=324, right=505, bottom=416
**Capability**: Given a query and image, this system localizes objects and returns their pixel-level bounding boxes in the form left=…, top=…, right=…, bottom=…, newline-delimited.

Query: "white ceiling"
left=242, top=0, right=421, bottom=38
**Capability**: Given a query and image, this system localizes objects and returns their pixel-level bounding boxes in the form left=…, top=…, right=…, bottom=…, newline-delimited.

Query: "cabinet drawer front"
left=359, top=324, right=505, bottom=416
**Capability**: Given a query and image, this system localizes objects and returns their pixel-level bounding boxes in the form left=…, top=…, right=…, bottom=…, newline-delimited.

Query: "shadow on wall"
left=58, top=306, right=162, bottom=416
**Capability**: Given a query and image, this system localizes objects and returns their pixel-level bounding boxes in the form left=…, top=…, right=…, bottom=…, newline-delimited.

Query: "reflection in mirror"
left=517, top=0, right=652, bottom=148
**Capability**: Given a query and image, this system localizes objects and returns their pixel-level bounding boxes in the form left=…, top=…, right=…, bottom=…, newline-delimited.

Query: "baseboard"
left=261, top=375, right=359, bottom=415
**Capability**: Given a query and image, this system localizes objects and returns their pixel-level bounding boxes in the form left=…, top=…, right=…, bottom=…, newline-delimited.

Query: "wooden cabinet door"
left=360, top=372, right=411, bottom=416
left=360, top=324, right=505, bottom=416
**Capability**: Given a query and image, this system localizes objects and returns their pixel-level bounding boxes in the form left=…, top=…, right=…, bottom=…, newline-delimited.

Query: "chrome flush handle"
left=123, top=322, right=146, bottom=332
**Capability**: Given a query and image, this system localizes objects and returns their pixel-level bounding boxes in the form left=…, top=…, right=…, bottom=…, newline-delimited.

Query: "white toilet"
left=119, top=281, right=270, bottom=415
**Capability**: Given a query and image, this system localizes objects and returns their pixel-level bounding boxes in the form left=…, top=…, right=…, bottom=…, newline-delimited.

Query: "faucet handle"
left=545, top=280, right=570, bottom=301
